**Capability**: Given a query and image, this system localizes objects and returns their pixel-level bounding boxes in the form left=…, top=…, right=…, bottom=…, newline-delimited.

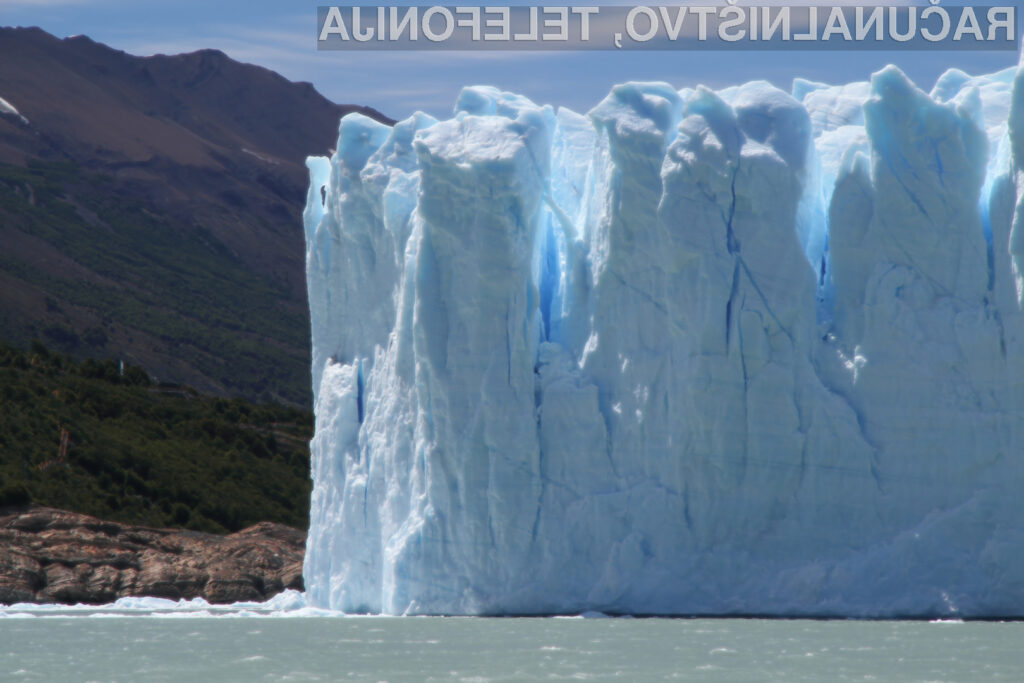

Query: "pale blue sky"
left=1, top=0, right=1019, bottom=120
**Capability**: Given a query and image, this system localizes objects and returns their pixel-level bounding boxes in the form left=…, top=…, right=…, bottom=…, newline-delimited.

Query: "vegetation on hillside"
left=0, top=159, right=311, bottom=406
left=0, top=341, right=312, bottom=533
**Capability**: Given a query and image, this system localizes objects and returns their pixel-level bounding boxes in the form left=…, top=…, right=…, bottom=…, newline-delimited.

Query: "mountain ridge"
left=0, top=26, right=392, bottom=406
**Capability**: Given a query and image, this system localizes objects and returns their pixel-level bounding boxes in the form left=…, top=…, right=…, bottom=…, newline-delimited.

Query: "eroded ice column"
left=657, top=82, right=877, bottom=571
left=397, top=96, right=551, bottom=613
left=303, top=110, right=440, bottom=611
left=825, top=67, right=1013, bottom=533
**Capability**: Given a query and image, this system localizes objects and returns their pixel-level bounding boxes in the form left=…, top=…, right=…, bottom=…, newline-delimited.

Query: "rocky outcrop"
left=0, top=506, right=304, bottom=604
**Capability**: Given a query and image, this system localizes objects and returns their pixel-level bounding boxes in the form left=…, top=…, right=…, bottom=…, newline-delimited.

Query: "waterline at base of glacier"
left=0, top=591, right=331, bottom=619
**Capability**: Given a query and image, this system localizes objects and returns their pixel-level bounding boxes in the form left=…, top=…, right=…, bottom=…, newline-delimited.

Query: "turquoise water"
left=2, top=615, right=1022, bottom=681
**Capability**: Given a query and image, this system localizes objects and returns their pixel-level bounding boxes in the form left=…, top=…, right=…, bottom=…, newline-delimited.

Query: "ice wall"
left=302, top=63, right=1024, bottom=617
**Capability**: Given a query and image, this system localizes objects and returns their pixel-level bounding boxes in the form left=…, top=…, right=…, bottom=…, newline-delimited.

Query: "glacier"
left=301, top=62, right=1024, bottom=617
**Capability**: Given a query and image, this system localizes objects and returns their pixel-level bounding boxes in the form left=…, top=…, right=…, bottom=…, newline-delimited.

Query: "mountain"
left=0, top=27, right=393, bottom=406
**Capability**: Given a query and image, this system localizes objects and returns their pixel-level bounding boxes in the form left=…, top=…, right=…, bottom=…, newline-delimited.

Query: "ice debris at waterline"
left=302, top=64, right=1024, bottom=617
left=0, top=591, right=327, bottom=618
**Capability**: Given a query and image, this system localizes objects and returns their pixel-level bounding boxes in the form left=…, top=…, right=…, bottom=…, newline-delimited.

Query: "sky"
left=1, top=0, right=1020, bottom=120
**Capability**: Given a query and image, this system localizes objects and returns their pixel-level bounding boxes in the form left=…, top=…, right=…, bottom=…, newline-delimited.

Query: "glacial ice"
left=302, top=63, right=1024, bottom=617
left=0, top=591, right=329, bottom=618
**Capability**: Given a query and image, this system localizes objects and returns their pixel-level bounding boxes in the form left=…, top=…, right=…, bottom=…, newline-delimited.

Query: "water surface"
left=2, top=613, right=1021, bottom=681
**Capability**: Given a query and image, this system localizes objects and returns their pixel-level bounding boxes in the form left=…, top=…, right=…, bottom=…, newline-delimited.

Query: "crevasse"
left=301, top=63, right=1024, bottom=617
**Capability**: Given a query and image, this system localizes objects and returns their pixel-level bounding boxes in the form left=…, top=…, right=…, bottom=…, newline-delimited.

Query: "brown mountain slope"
left=0, top=27, right=392, bottom=406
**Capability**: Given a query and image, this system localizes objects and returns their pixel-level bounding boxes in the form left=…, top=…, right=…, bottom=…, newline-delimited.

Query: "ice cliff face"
left=302, top=63, right=1024, bottom=617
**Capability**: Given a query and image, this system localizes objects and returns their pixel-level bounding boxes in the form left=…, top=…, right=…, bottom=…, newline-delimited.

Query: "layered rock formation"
left=0, top=507, right=303, bottom=604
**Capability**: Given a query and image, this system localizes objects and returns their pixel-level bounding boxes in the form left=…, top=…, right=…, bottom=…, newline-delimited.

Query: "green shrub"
left=0, top=483, right=31, bottom=508
left=0, top=342, right=312, bottom=532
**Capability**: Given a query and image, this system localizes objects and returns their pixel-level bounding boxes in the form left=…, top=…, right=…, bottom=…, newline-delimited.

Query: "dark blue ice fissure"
left=537, top=220, right=560, bottom=343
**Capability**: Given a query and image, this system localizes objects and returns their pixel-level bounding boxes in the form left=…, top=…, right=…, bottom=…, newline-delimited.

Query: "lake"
left=2, top=602, right=1022, bottom=682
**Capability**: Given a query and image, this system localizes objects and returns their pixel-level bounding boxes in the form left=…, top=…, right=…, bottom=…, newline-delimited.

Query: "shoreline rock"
left=0, top=506, right=304, bottom=605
